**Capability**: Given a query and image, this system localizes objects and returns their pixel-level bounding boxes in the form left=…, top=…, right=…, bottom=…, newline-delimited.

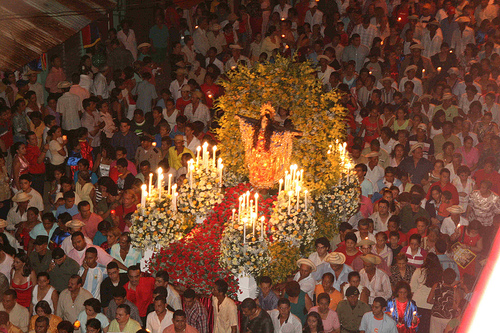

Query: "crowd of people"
left=0, top=0, right=500, bottom=332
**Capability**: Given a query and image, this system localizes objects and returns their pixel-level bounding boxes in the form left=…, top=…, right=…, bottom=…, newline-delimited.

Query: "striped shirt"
left=402, top=246, right=428, bottom=268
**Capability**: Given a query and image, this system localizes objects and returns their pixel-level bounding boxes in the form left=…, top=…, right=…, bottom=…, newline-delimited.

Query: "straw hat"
left=65, top=220, right=86, bottom=228
left=210, top=24, right=222, bottom=31
left=229, top=44, right=243, bottom=50
left=409, top=142, right=424, bottom=156
left=364, top=151, right=380, bottom=158
left=325, top=252, right=346, bottom=265
left=410, top=43, right=424, bottom=50
left=356, top=238, right=376, bottom=247
left=297, top=258, right=317, bottom=272
left=317, top=55, right=331, bottom=62
left=417, top=123, right=427, bottom=131
left=404, top=65, right=418, bottom=75
left=379, top=77, right=394, bottom=84
left=56, top=81, right=71, bottom=89
left=419, top=94, right=432, bottom=101
left=446, top=205, right=466, bottom=214
left=360, top=254, right=382, bottom=265
left=0, top=219, right=7, bottom=228
left=138, top=43, right=151, bottom=49
left=442, top=93, right=454, bottom=100
left=456, top=16, right=471, bottom=23
left=12, top=192, right=32, bottom=203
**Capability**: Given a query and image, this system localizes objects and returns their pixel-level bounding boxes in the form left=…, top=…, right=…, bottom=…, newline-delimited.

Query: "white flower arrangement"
left=269, top=191, right=317, bottom=247
left=177, top=162, right=223, bottom=218
left=316, top=173, right=360, bottom=220
left=219, top=219, right=270, bottom=276
left=130, top=189, right=186, bottom=249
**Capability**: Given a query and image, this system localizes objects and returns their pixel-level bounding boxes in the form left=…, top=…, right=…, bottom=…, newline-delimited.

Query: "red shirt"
left=334, top=245, right=363, bottom=266
left=425, top=181, right=460, bottom=205
left=25, top=144, right=46, bottom=174
left=406, top=228, right=427, bottom=240
left=200, top=83, right=221, bottom=108
left=176, top=98, right=191, bottom=115
left=124, top=276, right=155, bottom=317
left=385, top=230, right=407, bottom=245
left=473, top=169, right=500, bottom=194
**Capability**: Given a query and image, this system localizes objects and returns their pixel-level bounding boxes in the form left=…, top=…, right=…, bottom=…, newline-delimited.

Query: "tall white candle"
left=279, top=179, right=283, bottom=195
left=254, top=193, right=259, bottom=216
left=243, top=217, right=247, bottom=243
left=218, top=164, right=223, bottom=185
left=189, top=165, right=194, bottom=189
left=212, top=146, right=217, bottom=166
left=284, top=171, right=288, bottom=191
left=296, top=186, right=301, bottom=211
left=196, top=146, right=201, bottom=166
left=157, top=167, right=163, bottom=189
left=246, top=191, right=250, bottom=209
left=158, top=174, right=164, bottom=199
left=141, top=184, right=147, bottom=211
left=232, top=209, right=236, bottom=221
left=174, top=192, right=178, bottom=211
left=148, top=173, right=153, bottom=194
left=238, top=197, right=243, bottom=223
left=168, top=173, right=172, bottom=195
left=252, top=213, right=256, bottom=237
left=288, top=191, right=293, bottom=215
left=202, top=142, right=208, bottom=167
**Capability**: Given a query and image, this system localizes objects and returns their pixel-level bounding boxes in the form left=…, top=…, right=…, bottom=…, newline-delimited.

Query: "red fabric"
left=25, top=144, right=46, bottom=174
left=334, top=245, right=363, bottom=266
left=164, top=7, right=181, bottom=28
left=458, top=226, right=481, bottom=277
left=362, top=117, right=383, bottom=144
left=116, top=203, right=138, bottom=231
left=0, top=120, right=14, bottom=147
left=200, top=84, right=222, bottom=108
left=385, top=230, right=408, bottom=245
left=79, top=140, right=94, bottom=170
left=296, top=0, right=309, bottom=25
left=425, top=181, right=460, bottom=205
left=473, top=169, right=500, bottom=194
left=124, top=277, right=155, bottom=317
left=176, top=98, right=191, bottom=115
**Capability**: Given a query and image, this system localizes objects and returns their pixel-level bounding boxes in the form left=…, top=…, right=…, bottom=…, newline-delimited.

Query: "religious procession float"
left=130, top=57, right=361, bottom=299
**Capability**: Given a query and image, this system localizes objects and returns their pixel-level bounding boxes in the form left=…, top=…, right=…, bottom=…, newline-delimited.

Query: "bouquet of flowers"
left=316, top=174, right=360, bottom=221
left=130, top=189, right=187, bottom=249
left=269, top=190, right=317, bottom=247
left=219, top=217, right=270, bottom=276
left=177, top=161, right=224, bottom=218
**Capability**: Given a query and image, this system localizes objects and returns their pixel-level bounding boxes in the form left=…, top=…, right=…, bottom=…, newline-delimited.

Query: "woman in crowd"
left=47, top=126, right=68, bottom=178
left=93, top=145, right=116, bottom=178
left=101, top=226, right=122, bottom=253
left=467, top=180, right=500, bottom=248
left=334, top=232, right=362, bottom=266
left=77, top=298, right=109, bottom=333
left=452, top=166, right=475, bottom=210
left=303, top=311, right=325, bottom=333
left=31, top=272, right=58, bottom=315
left=284, top=280, right=312, bottom=324
left=11, top=252, right=36, bottom=308
left=390, top=253, right=415, bottom=291
left=390, top=144, right=406, bottom=168
left=308, top=293, right=340, bottom=333
left=451, top=220, right=483, bottom=277
left=386, top=281, right=420, bottom=333
left=410, top=253, right=443, bottom=332
left=428, top=268, right=458, bottom=333
left=428, top=160, right=444, bottom=184
left=29, top=300, right=62, bottom=333
left=11, top=142, right=29, bottom=190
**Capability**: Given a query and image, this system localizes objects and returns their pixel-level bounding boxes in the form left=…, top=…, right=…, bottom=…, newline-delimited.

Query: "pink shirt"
left=69, top=85, right=91, bottom=102
left=68, top=243, right=114, bottom=266
left=309, top=306, right=340, bottom=333
left=110, top=159, right=137, bottom=175
left=45, top=67, right=66, bottom=93
left=162, top=325, right=199, bottom=333
left=73, top=212, right=103, bottom=240
left=457, top=146, right=479, bottom=169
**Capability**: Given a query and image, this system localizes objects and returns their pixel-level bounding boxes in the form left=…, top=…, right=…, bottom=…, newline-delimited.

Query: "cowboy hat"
left=404, top=65, right=418, bottom=75
left=364, top=151, right=380, bottom=158
left=317, top=55, right=331, bottom=62
left=356, top=238, right=376, bottom=247
left=12, top=192, right=32, bottom=203
left=138, top=43, right=151, bottom=49
left=297, top=258, right=317, bottom=272
left=410, top=43, right=424, bottom=50
left=379, top=77, right=394, bottom=84
left=65, top=220, right=86, bottom=228
left=325, top=252, right=346, bottom=265
left=360, top=254, right=382, bottom=265
left=446, top=205, right=466, bottom=214
left=456, top=16, right=471, bottom=23
left=409, top=142, right=424, bottom=156
left=56, top=81, right=71, bottom=89
left=0, top=219, right=6, bottom=228
left=229, top=44, right=243, bottom=50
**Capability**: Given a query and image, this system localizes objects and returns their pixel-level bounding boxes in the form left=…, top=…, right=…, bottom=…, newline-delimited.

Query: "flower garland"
left=269, top=190, right=317, bottom=247
left=315, top=175, right=360, bottom=221
left=219, top=219, right=271, bottom=276
left=177, top=162, right=223, bottom=218
left=130, top=189, right=187, bottom=249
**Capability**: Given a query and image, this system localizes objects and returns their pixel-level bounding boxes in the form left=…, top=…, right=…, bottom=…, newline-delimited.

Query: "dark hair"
left=83, top=298, right=102, bottom=313
left=348, top=271, right=360, bottom=281
left=422, top=252, right=443, bottom=287
left=317, top=292, right=330, bottom=304
left=315, top=237, right=331, bottom=250
left=303, top=312, right=324, bottom=333
left=260, top=276, right=272, bottom=285
left=373, top=297, right=387, bottom=308
left=14, top=252, right=32, bottom=277
left=85, top=247, right=98, bottom=256
left=70, top=274, right=83, bottom=285
left=63, top=191, right=75, bottom=199
left=35, top=316, right=49, bottom=326
left=443, top=267, right=457, bottom=284
left=344, top=232, right=358, bottom=244
left=285, top=281, right=301, bottom=297
left=86, top=318, right=102, bottom=332
left=35, top=300, right=52, bottom=314
left=112, top=286, right=127, bottom=298
left=252, top=114, right=274, bottom=151
left=117, top=304, right=131, bottom=315
left=183, top=288, right=196, bottom=299
left=107, top=261, right=119, bottom=270
left=156, top=270, right=170, bottom=283
left=57, top=321, right=74, bottom=333
left=37, top=272, right=50, bottom=281
left=173, top=310, right=186, bottom=319
left=215, top=279, right=228, bottom=294
left=277, top=298, right=291, bottom=307
left=240, top=298, right=257, bottom=310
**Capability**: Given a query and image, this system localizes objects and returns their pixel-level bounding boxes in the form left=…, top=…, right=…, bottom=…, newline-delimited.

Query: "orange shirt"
left=314, top=285, right=343, bottom=311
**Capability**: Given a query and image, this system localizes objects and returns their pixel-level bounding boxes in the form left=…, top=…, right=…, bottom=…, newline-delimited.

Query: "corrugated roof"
left=0, top=0, right=116, bottom=71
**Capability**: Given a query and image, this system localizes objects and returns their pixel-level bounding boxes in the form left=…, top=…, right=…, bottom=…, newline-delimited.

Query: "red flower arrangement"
left=147, top=183, right=276, bottom=297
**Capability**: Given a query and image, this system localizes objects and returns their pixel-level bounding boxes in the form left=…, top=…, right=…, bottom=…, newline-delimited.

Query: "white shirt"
left=192, top=28, right=210, bottom=56
left=370, top=212, right=392, bottom=232
left=212, top=296, right=238, bottom=333
left=354, top=231, right=377, bottom=243
left=117, top=29, right=138, bottom=60
left=365, top=165, right=384, bottom=192
left=421, top=28, right=443, bottom=58
left=56, top=92, right=82, bottom=131
left=451, top=27, right=476, bottom=56
left=181, top=45, right=196, bottom=64
left=359, top=312, right=398, bottom=333
left=184, top=102, right=211, bottom=129
left=440, top=216, right=469, bottom=235
left=184, top=136, right=201, bottom=153
left=378, top=138, right=397, bottom=154
left=399, top=77, right=423, bottom=96
left=359, top=268, right=392, bottom=304
left=29, top=82, right=45, bottom=106
left=318, top=66, right=335, bottom=86
left=308, top=252, right=327, bottom=267
left=169, top=79, right=188, bottom=102
left=166, top=285, right=182, bottom=310
left=91, top=73, right=109, bottom=99
left=12, top=188, right=44, bottom=212
left=225, top=55, right=251, bottom=72
left=0, top=254, right=14, bottom=282
left=207, top=32, right=227, bottom=55
left=146, top=310, right=173, bottom=333
left=205, top=57, right=225, bottom=73
left=293, top=272, right=315, bottom=299
left=268, top=309, right=302, bottom=333
left=6, top=207, right=27, bottom=231
left=273, top=4, right=292, bottom=19
left=61, top=234, right=91, bottom=255
left=305, top=9, right=324, bottom=28
left=81, top=111, right=102, bottom=147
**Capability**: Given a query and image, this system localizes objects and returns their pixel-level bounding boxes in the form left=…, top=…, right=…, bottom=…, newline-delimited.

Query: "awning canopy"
left=0, top=0, right=116, bottom=71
